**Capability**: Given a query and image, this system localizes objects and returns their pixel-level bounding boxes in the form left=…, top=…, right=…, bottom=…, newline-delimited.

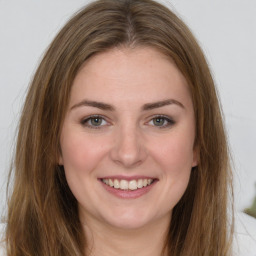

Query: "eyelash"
left=80, top=115, right=175, bottom=129
left=81, top=115, right=109, bottom=129
left=147, top=115, right=175, bottom=129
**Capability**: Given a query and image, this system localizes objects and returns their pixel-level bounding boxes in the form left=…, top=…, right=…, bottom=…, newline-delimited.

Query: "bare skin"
left=83, top=212, right=169, bottom=256
left=60, top=46, right=197, bottom=256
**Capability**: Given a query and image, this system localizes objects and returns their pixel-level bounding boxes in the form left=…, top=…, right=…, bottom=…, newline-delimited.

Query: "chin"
left=100, top=208, right=162, bottom=230
left=107, top=217, right=150, bottom=230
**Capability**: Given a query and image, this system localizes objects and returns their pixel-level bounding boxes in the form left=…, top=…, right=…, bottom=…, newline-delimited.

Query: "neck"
left=82, top=215, right=170, bottom=256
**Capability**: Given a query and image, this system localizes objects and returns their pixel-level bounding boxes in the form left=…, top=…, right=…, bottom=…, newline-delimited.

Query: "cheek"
left=152, top=133, right=194, bottom=207
left=60, top=131, right=109, bottom=174
left=154, top=133, right=195, bottom=172
left=60, top=131, right=111, bottom=203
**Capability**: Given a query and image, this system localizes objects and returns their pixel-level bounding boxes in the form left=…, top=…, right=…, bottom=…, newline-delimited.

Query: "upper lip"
left=99, top=175, right=157, bottom=181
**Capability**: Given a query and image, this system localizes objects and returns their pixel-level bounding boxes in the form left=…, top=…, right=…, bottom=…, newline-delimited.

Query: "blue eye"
left=149, top=116, right=175, bottom=128
left=81, top=115, right=107, bottom=128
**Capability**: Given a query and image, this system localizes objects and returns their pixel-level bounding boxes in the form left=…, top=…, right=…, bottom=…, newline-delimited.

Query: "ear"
left=58, top=155, right=63, bottom=165
left=58, top=144, right=64, bottom=165
left=192, top=145, right=199, bottom=167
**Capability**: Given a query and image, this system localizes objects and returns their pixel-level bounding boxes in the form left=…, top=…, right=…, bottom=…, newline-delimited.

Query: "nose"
left=110, top=125, right=147, bottom=168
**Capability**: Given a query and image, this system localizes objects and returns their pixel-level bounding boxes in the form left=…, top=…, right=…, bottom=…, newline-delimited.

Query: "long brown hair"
left=6, top=0, right=233, bottom=255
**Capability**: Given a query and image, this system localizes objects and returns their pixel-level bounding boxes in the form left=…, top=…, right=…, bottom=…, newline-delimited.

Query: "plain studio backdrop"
left=0, top=0, right=256, bottom=218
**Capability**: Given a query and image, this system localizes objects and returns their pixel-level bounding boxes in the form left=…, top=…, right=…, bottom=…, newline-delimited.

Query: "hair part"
left=6, top=0, right=233, bottom=255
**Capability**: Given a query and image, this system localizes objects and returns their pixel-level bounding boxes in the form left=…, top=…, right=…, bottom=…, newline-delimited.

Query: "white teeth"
left=137, top=179, right=143, bottom=188
left=109, top=179, right=114, bottom=187
left=120, top=180, right=128, bottom=190
left=129, top=180, right=137, bottom=190
left=102, top=179, right=109, bottom=185
left=102, top=178, right=153, bottom=190
left=114, top=179, right=119, bottom=189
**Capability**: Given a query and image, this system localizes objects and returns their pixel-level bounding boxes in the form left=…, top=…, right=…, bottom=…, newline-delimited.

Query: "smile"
left=101, top=178, right=154, bottom=191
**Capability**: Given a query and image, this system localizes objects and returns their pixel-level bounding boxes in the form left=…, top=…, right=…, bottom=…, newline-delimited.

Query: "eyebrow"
left=70, top=99, right=184, bottom=111
left=70, top=100, right=114, bottom=111
left=142, top=99, right=184, bottom=110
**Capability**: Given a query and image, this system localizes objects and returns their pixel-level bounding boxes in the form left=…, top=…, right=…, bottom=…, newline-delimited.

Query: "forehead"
left=70, top=46, right=192, bottom=109
left=75, top=46, right=180, bottom=83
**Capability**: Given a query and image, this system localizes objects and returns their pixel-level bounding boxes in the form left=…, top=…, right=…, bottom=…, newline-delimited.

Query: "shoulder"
left=233, top=212, right=256, bottom=256
left=0, top=223, right=6, bottom=256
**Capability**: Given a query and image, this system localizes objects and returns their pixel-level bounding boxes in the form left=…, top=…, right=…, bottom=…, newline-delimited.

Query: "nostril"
left=109, top=128, right=148, bottom=168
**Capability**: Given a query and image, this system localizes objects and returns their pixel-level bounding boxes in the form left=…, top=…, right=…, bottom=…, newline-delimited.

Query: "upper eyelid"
left=81, top=115, right=109, bottom=125
left=80, top=114, right=174, bottom=121
left=80, top=115, right=110, bottom=130
left=82, top=114, right=108, bottom=121
left=146, top=114, right=174, bottom=121
left=146, top=115, right=175, bottom=126
left=80, top=114, right=175, bottom=124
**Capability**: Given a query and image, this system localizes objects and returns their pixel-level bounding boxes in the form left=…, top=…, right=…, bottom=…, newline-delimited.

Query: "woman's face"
left=59, top=47, right=197, bottom=230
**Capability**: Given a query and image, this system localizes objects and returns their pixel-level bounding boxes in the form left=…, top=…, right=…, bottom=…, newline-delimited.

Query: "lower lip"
left=100, top=180, right=157, bottom=199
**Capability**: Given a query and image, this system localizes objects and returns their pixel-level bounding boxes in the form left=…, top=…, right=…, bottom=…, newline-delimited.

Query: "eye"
left=81, top=115, right=108, bottom=129
left=148, top=115, right=175, bottom=128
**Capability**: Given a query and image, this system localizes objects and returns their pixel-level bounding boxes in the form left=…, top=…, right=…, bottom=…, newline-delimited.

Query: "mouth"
left=100, top=178, right=156, bottom=191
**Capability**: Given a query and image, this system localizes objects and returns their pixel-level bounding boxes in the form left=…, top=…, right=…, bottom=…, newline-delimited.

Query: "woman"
left=3, top=0, right=234, bottom=255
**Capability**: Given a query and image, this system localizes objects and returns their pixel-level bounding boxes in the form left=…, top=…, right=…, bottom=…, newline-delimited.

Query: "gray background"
left=1, top=0, right=256, bottom=217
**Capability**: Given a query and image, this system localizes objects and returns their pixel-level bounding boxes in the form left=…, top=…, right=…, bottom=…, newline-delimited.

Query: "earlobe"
left=192, top=146, right=199, bottom=167
left=58, top=156, right=63, bottom=165
left=58, top=143, right=63, bottom=165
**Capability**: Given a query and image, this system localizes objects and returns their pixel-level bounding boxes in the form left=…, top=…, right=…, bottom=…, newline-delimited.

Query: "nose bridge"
left=110, top=121, right=147, bottom=168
